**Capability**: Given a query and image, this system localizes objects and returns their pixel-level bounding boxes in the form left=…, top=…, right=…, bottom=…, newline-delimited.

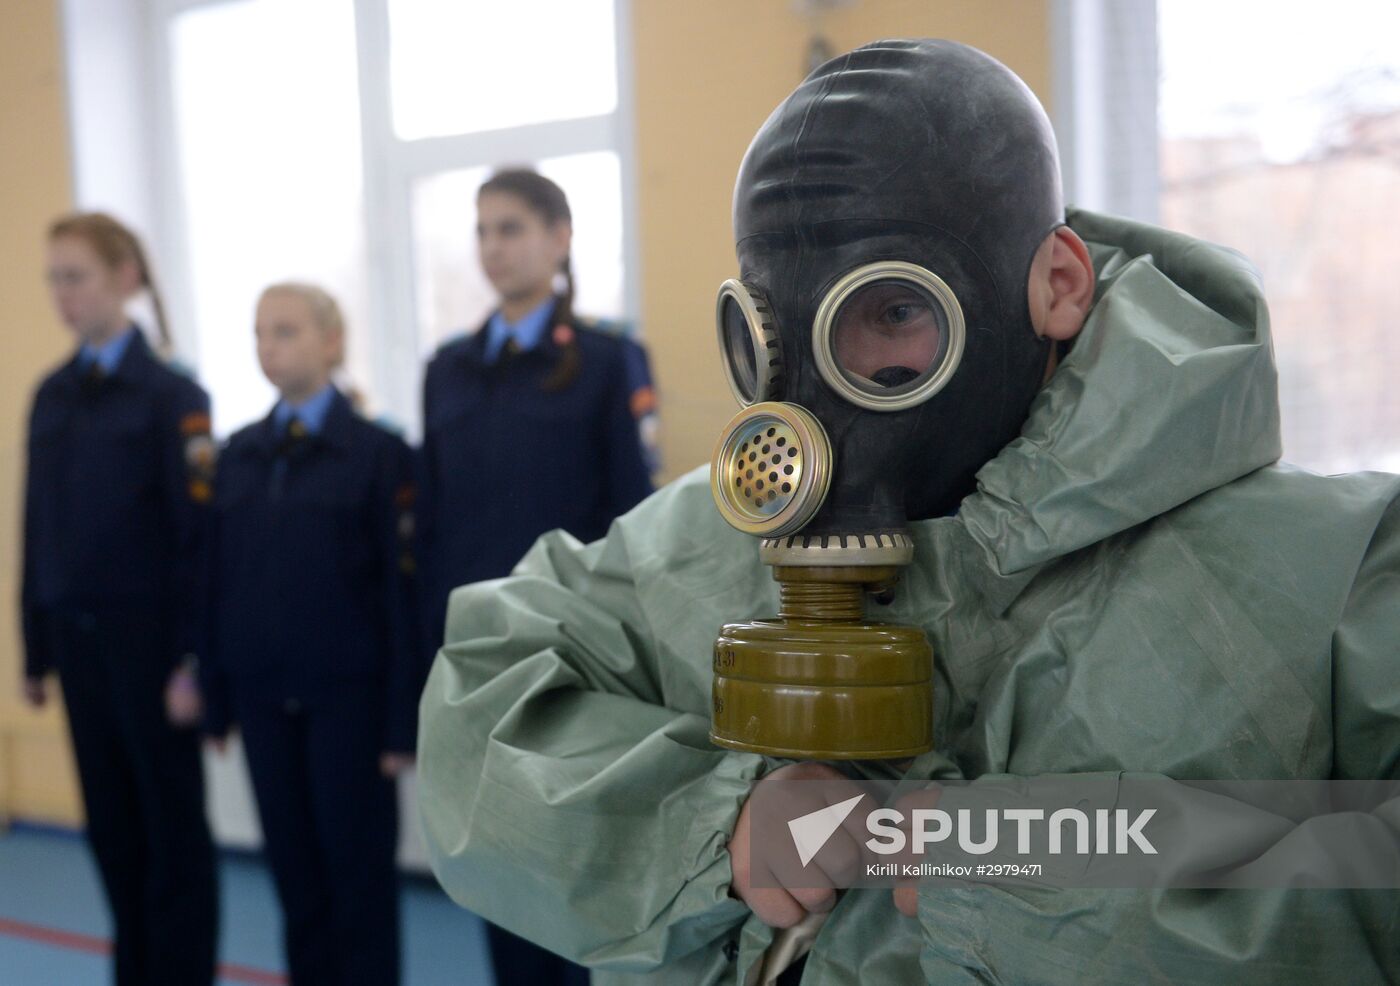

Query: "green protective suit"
left=418, top=209, right=1400, bottom=984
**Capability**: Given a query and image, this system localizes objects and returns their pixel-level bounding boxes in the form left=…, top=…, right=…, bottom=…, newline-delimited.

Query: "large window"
left=388, top=0, right=618, bottom=140
left=106, top=0, right=634, bottom=856
left=168, top=0, right=367, bottom=431
left=1157, top=1, right=1400, bottom=474
left=158, top=0, right=635, bottom=436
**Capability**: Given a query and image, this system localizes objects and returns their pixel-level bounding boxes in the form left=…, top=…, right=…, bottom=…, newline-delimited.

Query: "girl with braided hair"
left=20, top=211, right=218, bottom=985
left=419, top=168, right=655, bottom=985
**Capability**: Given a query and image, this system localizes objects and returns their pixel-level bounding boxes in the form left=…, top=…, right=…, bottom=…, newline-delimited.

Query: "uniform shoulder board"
left=436, top=329, right=471, bottom=352
left=370, top=414, right=405, bottom=437
left=165, top=355, right=197, bottom=379
left=582, top=316, right=635, bottom=338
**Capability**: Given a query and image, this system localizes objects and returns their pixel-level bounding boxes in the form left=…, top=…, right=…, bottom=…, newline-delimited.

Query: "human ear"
left=1027, top=226, right=1095, bottom=341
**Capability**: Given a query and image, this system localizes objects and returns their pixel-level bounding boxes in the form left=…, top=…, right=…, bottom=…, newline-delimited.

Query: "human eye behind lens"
left=879, top=299, right=931, bottom=327
left=854, top=284, right=934, bottom=332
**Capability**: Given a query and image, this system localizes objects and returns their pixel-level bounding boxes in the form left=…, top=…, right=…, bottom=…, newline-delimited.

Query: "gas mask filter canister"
left=709, top=261, right=965, bottom=759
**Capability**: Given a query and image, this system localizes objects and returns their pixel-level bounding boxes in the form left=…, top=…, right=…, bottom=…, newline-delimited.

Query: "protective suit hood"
left=954, top=206, right=1282, bottom=606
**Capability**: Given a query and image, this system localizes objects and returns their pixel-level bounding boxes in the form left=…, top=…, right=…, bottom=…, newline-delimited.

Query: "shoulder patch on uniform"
left=180, top=411, right=212, bottom=436
left=630, top=384, right=657, bottom=419
left=182, top=410, right=216, bottom=504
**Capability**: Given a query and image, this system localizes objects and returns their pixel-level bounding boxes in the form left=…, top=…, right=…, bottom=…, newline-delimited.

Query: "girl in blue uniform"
left=420, top=168, right=655, bottom=638
left=21, top=211, right=219, bottom=986
left=420, top=168, right=655, bottom=985
left=202, top=282, right=419, bottom=986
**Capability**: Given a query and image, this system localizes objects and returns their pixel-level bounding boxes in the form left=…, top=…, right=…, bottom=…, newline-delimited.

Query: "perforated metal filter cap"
left=710, top=402, right=832, bottom=538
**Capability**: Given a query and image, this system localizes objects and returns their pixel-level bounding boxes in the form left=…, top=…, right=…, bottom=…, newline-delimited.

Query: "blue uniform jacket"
left=204, top=389, right=421, bottom=752
left=22, top=330, right=213, bottom=676
left=419, top=306, right=654, bottom=648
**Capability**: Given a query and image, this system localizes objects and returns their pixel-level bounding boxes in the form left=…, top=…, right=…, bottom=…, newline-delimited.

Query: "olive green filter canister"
left=707, top=394, right=937, bottom=760
left=710, top=562, right=934, bottom=760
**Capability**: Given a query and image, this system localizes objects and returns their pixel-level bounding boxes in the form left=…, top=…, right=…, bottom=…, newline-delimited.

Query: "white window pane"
left=170, top=0, right=369, bottom=434
left=412, top=151, right=625, bottom=350
left=389, top=0, right=618, bottom=140
left=1159, top=0, right=1400, bottom=474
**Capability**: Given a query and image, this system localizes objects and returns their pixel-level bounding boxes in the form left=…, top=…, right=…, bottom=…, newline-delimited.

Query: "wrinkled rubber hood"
left=732, top=38, right=1064, bottom=527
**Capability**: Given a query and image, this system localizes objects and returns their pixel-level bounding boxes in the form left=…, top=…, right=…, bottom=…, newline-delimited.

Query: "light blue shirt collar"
left=484, top=297, right=556, bottom=364
left=78, top=325, right=138, bottom=375
left=273, top=383, right=337, bottom=435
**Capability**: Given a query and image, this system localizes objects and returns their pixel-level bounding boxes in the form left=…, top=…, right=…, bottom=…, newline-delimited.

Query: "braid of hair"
left=48, top=211, right=172, bottom=357
left=541, top=252, right=581, bottom=392
left=555, top=253, right=576, bottom=325
left=126, top=230, right=173, bottom=357
left=479, top=167, right=582, bottom=394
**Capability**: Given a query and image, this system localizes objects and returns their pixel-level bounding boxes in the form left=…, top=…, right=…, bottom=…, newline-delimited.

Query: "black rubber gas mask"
left=708, top=40, right=1065, bottom=760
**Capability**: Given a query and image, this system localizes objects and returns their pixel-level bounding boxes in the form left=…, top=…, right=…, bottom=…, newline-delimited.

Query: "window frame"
left=1049, top=0, right=1160, bottom=223
left=137, top=0, right=640, bottom=438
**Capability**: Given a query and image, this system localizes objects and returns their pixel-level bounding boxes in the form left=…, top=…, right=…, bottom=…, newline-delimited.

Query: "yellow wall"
left=632, top=0, right=1052, bottom=479
left=0, top=0, right=84, bottom=825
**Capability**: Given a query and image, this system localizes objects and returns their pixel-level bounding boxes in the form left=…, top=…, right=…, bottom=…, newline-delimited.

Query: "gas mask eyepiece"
left=716, top=279, right=783, bottom=407
left=709, top=262, right=966, bottom=544
left=812, top=261, right=965, bottom=412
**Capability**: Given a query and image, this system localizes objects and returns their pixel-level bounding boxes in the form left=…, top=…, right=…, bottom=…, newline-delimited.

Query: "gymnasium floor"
left=0, top=823, right=496, bottom=985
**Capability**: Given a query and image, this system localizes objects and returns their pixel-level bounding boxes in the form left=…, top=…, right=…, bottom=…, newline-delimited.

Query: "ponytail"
left=478, top=168, right=581, bottom=392
left=49, top=211, right=172, bottom=357
left=555, top=251, right=576, bottom=328
left=126, top=233, right=172, bottom=356
left=538, top=250, right=582, bottom=391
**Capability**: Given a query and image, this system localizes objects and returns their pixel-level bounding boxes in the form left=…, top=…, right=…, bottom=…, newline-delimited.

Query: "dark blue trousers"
left=485, top=923, right=591, bottom=986
left=52, top=608, right=218, bottom=986
left=237, top=686, right=400, bottom=986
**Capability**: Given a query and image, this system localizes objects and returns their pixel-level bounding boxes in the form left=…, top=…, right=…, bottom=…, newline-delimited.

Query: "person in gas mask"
left=417, top=39, right=1400, bottom=985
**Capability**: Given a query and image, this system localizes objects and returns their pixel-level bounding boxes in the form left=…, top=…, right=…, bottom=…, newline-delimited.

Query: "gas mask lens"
left=813, top=262, right=966, bottom=411
left=716, top=279, right=783, bottom=407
